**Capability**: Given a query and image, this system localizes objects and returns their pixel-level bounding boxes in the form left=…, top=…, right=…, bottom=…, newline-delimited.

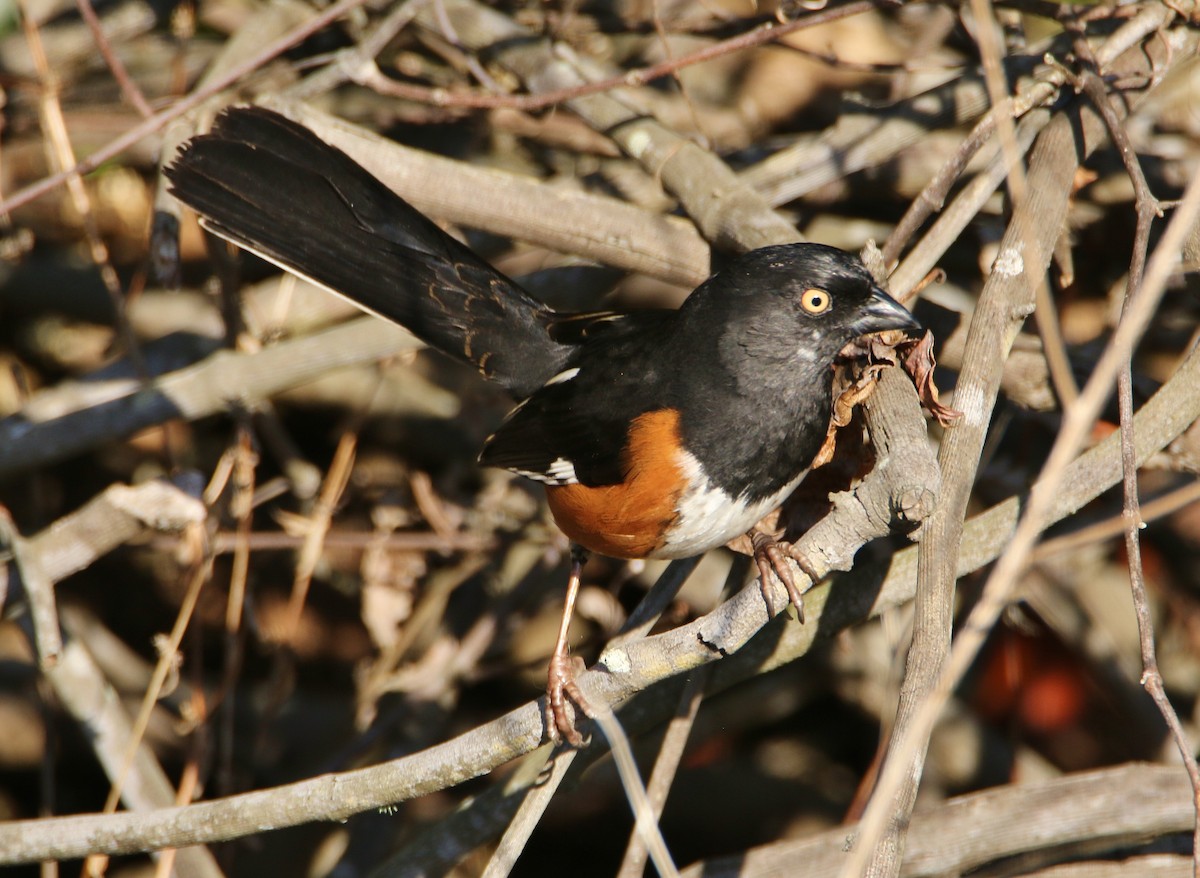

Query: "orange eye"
left=801, top=288, right=831, bottom=314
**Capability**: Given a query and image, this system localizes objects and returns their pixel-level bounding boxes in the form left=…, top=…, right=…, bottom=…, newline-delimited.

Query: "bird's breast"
left=654, top=460, right=808, bottom=559
left=543, top=408, right=808, bottom=560
left=543, top=409, right=688, bottom=559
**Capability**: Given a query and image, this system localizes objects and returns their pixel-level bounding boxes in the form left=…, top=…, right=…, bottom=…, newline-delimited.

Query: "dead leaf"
left=902, top=330, right=963, bottom=426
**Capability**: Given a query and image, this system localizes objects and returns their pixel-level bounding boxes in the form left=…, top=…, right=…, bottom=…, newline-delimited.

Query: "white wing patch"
left=544, top=367, right=580, bottom=386
left=546, top=457, right=578, bottom=483
left=513, top=456, right=578, bottom=486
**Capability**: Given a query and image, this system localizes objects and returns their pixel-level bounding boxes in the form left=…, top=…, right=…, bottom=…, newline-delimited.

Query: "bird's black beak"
left=851, top=285, right=922, bottom=337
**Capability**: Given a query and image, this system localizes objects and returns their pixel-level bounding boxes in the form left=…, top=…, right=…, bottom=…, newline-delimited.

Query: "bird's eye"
left=800, top=288, right=831, bottom=314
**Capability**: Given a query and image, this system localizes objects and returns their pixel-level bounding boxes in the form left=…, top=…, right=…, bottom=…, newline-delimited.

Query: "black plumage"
left=166, top=108, right=572, bottom=398
left=167, top=107, right=920, bottom=506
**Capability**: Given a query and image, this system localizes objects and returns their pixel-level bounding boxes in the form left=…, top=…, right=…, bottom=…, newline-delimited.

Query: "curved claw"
left=751, top=532, right=822, bottom=622
left=546, top=653, right=592, bottom=746
left=545, top=546, right=593, bottom=746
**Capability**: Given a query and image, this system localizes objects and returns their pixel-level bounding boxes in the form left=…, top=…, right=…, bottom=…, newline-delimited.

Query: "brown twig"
left=212, top=423, right=254, bottom=813
left=861, top=0, right=1039, bottom=868
left=356, top=0, right=877, bottom=111
left=0, top=507, right=61, bottom=668
left=279, top=0, right=428, bottom=102
left=50, top=611, right=224, bottom=878
left=19, top=0, right=152, bottom=387
left=845, top=112, right=1200, bottom=878
left=225, top=423, right=255, bottom=640
left=1032, top=270, right=1082, bottom=407
left=429, top=0, right=797, bottom=248
left=615, top=667, right=708, bottom=878
left=876, top=12, right=1154, bottom=269
left=428, top=0, right=502, bottom=93
left=74, top=0, right=153, bottom=117
left=888, top=107, right=1051, bottom=297
left=886, top=0, right=1182, bottom=295
left=1033, top=478, right=1200, bottom=559
left=151, top=528, right=491, bottom=554
left=679, top=764, right=1191, bottom=877
left=593, top=708, right=681, bottom=878
left=0, top=318, right=422, bottom=479
left=0, top=0, right=374, bottom=218
left=99, top=546, right=212, bottom=815
left=266, top=103, right=711, bottom=286
left=882, top=105, right=1011, bottom=267
left=284, top=431, right=357, bottom=643
left=651, top=0, right=710, bottom=149
left=1070, top=33, right=1200, bottom=872
left=480, top=745, right=572, bottom=877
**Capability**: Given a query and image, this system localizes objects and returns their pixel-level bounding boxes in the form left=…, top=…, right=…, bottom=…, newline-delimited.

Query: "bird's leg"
left=750, top=531, right=822, bottom=623
left=546, top=545, right=594, bottom=746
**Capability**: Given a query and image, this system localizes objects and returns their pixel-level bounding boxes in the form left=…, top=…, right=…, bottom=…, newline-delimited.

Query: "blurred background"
left=0, top=0, right=1198, bottom=875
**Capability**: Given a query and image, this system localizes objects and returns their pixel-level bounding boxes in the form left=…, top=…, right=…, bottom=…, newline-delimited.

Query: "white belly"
left=655, top=450, right=808, bottom=559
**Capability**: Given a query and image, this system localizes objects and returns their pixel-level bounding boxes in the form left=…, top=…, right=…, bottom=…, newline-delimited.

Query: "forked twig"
left=1069, top=33, right=1200, bottom=870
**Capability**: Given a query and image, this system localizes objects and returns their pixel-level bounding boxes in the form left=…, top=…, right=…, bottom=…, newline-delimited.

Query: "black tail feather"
left=166, top=107, right=571, bottom=397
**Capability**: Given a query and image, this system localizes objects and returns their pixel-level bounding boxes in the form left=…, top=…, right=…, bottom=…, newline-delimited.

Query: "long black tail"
left=166, top=107, right=571, bottom=397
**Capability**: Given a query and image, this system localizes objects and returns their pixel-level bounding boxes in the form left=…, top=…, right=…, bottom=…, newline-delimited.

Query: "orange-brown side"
left=544, top=408, right=688, bottom=559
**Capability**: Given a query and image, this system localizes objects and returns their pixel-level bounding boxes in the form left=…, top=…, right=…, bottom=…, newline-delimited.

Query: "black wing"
left=480, top=311, right=677, bottom=486
left=166, top=107, right=573, bottom=397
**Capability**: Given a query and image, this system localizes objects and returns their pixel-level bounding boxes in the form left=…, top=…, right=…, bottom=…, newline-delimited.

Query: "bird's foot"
left=751, top=532, right=822, bottom=622
left=546, top=652, right=592, bottom=746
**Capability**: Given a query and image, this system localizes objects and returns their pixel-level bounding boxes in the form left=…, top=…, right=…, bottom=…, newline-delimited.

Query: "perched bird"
left=167, top=107, right=921, bottom=744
